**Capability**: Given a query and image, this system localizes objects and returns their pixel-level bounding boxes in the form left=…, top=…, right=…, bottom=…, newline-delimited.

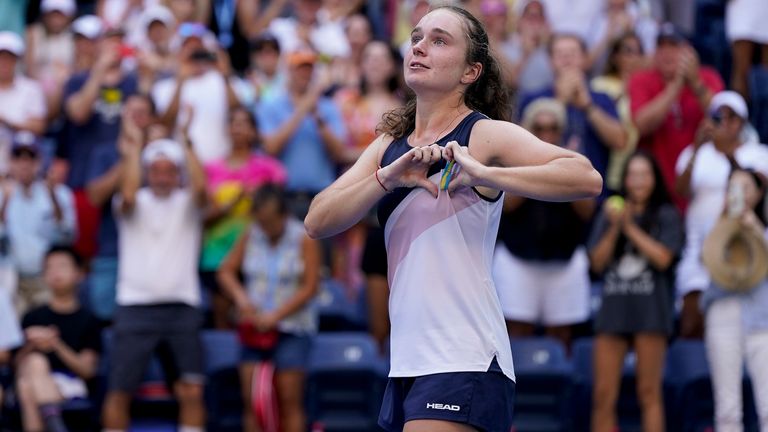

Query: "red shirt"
left=629, top=67, right=724, bottom=208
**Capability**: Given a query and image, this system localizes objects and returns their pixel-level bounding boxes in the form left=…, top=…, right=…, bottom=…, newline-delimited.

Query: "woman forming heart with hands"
left=305, top=6, right=602, bottom=432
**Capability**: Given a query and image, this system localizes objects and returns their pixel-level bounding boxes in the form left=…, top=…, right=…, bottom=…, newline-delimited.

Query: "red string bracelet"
left=375, top=167, right=389, bottom=193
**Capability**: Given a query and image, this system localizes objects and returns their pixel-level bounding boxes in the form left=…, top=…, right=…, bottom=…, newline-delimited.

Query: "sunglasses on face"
left=531, top=123, right=561, bottom=134
left=710, top=112, right=732, bottom=126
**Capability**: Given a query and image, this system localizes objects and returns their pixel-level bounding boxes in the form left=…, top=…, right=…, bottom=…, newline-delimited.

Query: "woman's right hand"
left=237, top=302, right=259, bottom=324
left=378, top=144, right=443, bottom=197
left=605, top=202, right=625, bottom=226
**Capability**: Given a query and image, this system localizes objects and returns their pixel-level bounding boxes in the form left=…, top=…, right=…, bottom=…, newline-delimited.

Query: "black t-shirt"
left=21, top=306, right=102, bottom=373
left=498, top=199, right=590, bottom=262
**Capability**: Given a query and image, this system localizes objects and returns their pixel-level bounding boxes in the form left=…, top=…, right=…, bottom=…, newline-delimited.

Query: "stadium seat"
left=749, top=66, right=768, bottom=143
left=202, top=330, right=243, bottom=432
left=305, top=332, right=388, bottom=432
left=316, top=279, right=367, bottom=332
left=509, top=337, right=573, bottom=432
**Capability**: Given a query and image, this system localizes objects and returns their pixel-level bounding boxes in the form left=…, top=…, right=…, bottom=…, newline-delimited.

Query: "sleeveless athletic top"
left=377, top=111, right=516, bottom=381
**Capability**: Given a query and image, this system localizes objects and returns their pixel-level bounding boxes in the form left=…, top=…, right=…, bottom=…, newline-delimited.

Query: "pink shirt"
left=205, top=153, right=287, bottom=191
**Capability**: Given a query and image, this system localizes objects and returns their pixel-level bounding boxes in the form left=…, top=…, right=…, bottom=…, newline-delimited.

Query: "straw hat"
left=702, top=217, right=768, bottom=292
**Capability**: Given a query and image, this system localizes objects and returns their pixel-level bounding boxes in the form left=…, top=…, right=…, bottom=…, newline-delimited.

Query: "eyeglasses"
left=531, top=123, right=561, bottom=134
left=710, top=112, right=733, bottom=126
left=619, top=45, right=641, bottom=56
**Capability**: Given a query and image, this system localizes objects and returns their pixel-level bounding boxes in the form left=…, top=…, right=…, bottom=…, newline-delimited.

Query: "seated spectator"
left=153, top=22, right=240, bottom=163
left=61, top=24, right=139, bottom=260
left=0, top=277, right=22, bottom=415
left=493, top=98, right=595, bottom=349
left=591, top=32, right=645, bottom=192
left=24, top=0, right=77, bottom=121
left=701, top=168, right=768, bottom=432
left=519, top=33, right=626, bottom=188
left=84, top=94, right=157, bottom=321
left=14, top=246, right=101, bottom=432
left=134, top=6, right=177, bottom=92
left=503, top=0, right=554, bottom=96
left=674, top=91, right=768, bottom=339
left=0, top=31, right=47, bottom=176
left=246, top=32, right=284, bottom=104
left=1, top=132, right=76, bottom=316
left=256, top=49, right=347, bottom=220
left=628, top=23, right=723, bottom=210
left=201, top=106, right=286, bottom=329
left=218, top=185, right=320, bottom=432
left=588, top=151, right=683, bottom=432
left=101, top=136, right=207, bottom=432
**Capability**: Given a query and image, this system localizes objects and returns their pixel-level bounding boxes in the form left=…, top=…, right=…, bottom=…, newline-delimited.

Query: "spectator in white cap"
left=24, top=0, right=77, bottom=122
left=152, top=22, right=241, bottom=163
left=71, top=15, right=104, bottom=74
left=103, top=126, right=207, bottom=432
left=134, top=6, right=177, bottom=78
left=0, top=131, right=76, bottom=316
left=0, top=31, right=47, bottom=176
left=674, top=90, right=768, bottom=340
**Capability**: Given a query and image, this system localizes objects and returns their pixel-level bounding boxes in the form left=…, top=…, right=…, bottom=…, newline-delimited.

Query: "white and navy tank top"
left=377, top=111, right=516, bottom=381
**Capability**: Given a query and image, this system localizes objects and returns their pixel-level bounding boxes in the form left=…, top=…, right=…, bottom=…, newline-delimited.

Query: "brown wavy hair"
left=376, top=5, right=511, bottom=139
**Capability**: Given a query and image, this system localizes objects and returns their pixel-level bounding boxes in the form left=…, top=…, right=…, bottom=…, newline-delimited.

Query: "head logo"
left=426, top=403, right=460, bottom=411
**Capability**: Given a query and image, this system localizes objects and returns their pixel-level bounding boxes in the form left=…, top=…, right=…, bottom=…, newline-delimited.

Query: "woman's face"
left=362, top=41, right=396, bottom=89
left=43, top=11, right=71, bottom=34
left=529, top=112, right=562, bottom=145
left=404, top=9, right=474, bottom=94
left=229, top=109, right=257, bottom=147
left=624, top=156, right=655, bottom=204
left=730, top=171, right=762, bottom=211
left=253, top=199, right=287, bottom=240
left=616, top=36, right=643, bottom=76
left=346, top=15, right=372, bottom=53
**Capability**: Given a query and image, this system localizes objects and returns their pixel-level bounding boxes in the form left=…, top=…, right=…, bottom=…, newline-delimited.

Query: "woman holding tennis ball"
left=587, top=151, right=684, bottom=432
left=305, top=5, right=602, bottom=431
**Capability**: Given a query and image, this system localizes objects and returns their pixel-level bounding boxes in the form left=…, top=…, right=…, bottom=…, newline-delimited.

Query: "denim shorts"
left=378, top=358, right=516, bottom=432
left=241, top=332, right=312, bottom=371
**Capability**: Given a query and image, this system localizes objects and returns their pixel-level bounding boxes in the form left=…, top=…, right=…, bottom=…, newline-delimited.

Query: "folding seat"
left=509, top=337, right=573, bottom=432
left=305, top=332, right=387, bottom=431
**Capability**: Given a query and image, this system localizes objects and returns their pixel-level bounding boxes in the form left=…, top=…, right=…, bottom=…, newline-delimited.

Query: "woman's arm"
left=217, top=231, right=252, bottom=313
left=588, top=210, right=622, bottom=274
left=51, top=342, right=99, bottom=380
left=305, top=135, right=444, bottom=239
left=447, top=119, right=603, bottom=201
left=622, top=216, right=675, bottom=271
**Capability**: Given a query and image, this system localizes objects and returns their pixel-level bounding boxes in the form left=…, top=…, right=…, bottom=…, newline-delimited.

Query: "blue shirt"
left=60, top=72, right=138, bottom=189
left=1, top=182, right=76, bottom=275
left=255, top=90, right=346, bottom=193
left=85, top=144, right=120, bottom=258
left=518, top=86, right=619, bottom=183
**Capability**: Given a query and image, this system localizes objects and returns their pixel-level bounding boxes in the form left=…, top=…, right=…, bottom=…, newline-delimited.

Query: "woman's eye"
left=411, top=35, right=423, bottom=45
left=434, top=38, right=446, bottom=45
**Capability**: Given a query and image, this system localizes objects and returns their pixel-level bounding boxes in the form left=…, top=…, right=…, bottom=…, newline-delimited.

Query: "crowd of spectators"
left=0, top=0, right=766, bottom=431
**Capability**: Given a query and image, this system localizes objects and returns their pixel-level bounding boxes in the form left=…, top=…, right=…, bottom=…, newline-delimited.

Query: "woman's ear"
left=461, top=62, right=483, bottom=85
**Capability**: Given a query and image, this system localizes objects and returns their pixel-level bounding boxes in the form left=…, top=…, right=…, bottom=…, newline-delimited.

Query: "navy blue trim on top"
left=377, top=112, right=495, bottom=228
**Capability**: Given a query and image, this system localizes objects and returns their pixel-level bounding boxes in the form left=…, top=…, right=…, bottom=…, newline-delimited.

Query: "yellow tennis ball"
left=607, top=195, right=625, bottom=211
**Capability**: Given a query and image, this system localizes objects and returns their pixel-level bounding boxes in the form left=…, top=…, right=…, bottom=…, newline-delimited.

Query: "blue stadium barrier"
left=305, top=332, right=388, bottom=432
left=509, top=337, right=573, bottom=432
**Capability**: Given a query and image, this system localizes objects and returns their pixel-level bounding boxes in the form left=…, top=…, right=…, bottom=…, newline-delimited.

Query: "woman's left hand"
left=443, top=140, right=487, bottom=193
left=256, top=312, right=279, bottom=332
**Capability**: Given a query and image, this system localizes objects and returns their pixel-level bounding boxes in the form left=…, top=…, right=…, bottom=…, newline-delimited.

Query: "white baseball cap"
left=41, top=0, right=76, bottom=17
left=142, top=139, right=186, bottom=167
left=0, top=32, right=24, bottom=56
left=72, top=15, right=104, bottom=40
left=709, top=90, right=749, bottom=120
left=142, top=5, right=176, bottom=29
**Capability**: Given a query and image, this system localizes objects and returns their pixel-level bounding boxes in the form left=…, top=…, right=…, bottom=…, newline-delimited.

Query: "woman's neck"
left=411, top=92, right=468, bottom=144
left=228, top=145, right=251, bottom=162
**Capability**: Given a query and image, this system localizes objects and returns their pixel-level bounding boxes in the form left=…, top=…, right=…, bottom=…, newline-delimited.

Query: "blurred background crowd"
left=0, top=0, right=767, bottom=431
